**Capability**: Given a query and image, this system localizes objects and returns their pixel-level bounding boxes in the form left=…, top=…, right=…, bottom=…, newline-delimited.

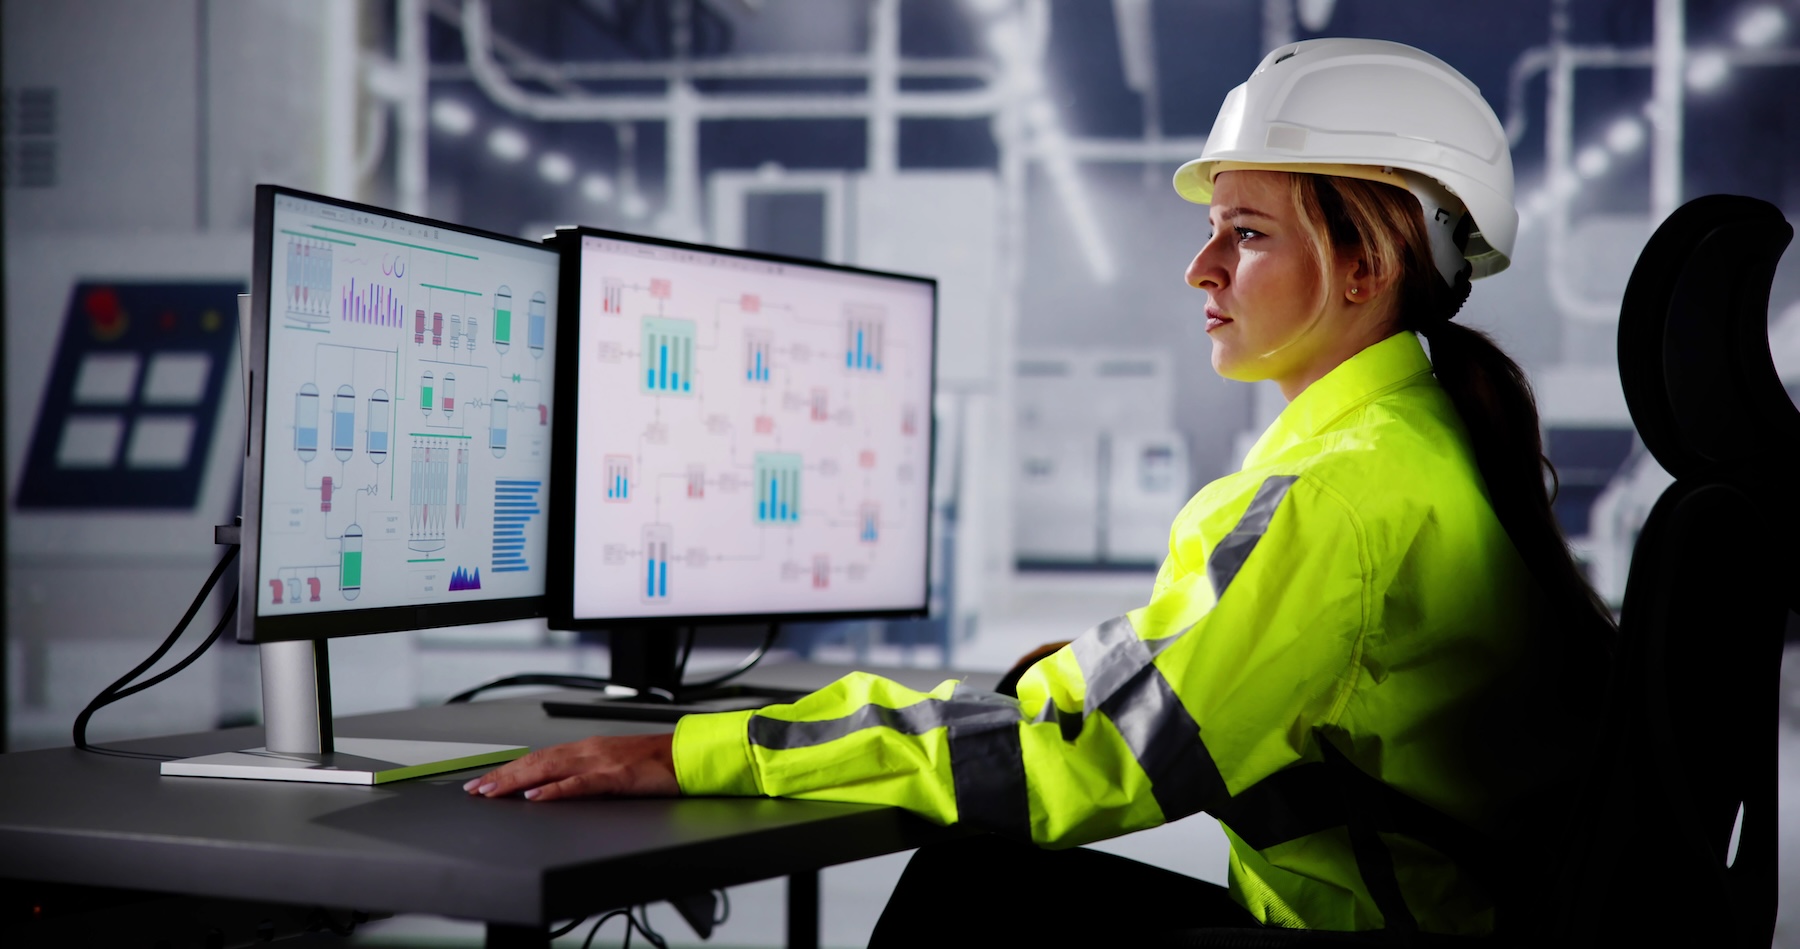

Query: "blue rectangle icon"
left=754, top=452, right=802, bottom=524
left=642, top=317, right=697, bottom=395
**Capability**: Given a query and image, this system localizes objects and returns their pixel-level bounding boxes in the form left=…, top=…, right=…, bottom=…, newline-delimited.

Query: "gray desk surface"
left=0, top=661, right=993, bottom=928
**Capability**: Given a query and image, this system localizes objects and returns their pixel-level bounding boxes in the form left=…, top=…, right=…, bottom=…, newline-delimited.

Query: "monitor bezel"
left=545, top=224, right=940, bottom=632
left=241, top=184, right=559, bottom=645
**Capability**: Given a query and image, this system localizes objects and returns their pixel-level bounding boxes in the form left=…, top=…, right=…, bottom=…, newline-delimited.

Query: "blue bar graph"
left=746, top=333, right=772, bottom=383
left=861, top=504, right=879, bottom=542
left=605, top=456, right=631, bottom=500
left=754, top=452, right=803, bottom=524
left=642, top=525, right=673, bottom=601
left=845, top=314, right=884, bottom=374
left=642, top=316, right=696, bottom=395
left=490, top=480, right=543, bottom=573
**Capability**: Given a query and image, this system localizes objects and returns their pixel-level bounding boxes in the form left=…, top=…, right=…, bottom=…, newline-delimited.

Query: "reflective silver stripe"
left=747, top=682, right=1032, bottom=839
left=747, top=687, right=1018, bottom=750
left=1207, top=475, right=1297, bottom=600
left=1072, top=615, right=1227, bottom=822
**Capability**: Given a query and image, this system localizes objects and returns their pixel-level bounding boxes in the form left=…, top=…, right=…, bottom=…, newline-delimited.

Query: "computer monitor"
left=545, top=227, right=936, bottom=704
left=162, top=185, right=562, bottom=783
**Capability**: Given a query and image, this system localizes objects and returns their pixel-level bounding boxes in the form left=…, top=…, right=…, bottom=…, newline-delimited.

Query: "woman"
left=467, top=38, right=1613, bottom=941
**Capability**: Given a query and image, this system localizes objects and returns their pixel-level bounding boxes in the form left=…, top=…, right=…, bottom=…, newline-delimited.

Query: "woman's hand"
left=463, top=732, right=678, bottom=801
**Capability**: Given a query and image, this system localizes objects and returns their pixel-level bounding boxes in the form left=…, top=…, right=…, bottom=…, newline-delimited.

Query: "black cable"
left=548, top=916, right=586, bottom=939
left=104, top=591, right=239, bottom=704
left=581, top=909, right=632, bottom=949
left=678, top=622, right=779, bottom=691
left=445, top=622, right=779, bottom=704
left=308, top=907, right=357, bottom=937
left=631, top=904, right=667, bottom=949
left=714, top=888, right=729, bottom=926
left=72, top=744, right=180, bottom=762
left=674, top=626, right=695, bottom=681
left=74, top=591, right=238, bottom=757
left=74, top=547, right=238, bottom=753
left=444, top=674, right=675, bottom=705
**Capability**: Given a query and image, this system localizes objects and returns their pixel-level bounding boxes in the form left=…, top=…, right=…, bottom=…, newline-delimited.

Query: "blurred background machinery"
left=8, top=1, right=1800, bottom=945
left=1015, top=348, right=1189, bottom=568
left=7, top=0, right=1800, bottom=749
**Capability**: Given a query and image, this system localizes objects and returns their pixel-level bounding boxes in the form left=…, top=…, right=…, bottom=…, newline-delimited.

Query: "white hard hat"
left=1174, top=38, right=1517, bottom=282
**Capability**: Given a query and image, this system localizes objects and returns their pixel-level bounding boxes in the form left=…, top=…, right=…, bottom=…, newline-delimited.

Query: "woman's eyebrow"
left=1212, top=205, right=1275, bottom=222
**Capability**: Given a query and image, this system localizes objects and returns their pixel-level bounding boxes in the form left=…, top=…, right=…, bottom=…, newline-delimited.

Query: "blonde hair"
left=1286, top=173, right=1458, bottom=327
left=1286, top=171, right=1619, bottom=648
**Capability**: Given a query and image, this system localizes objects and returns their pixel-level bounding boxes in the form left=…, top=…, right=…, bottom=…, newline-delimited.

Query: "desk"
left=1, top=662, right=993, bottom=948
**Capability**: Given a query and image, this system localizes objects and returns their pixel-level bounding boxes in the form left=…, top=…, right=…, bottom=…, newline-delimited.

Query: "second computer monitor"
left=549, top=229, right=936, bottom=628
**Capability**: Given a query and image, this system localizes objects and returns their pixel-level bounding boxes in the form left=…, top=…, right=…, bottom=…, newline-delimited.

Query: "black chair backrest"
left=1618, top=195, right=1800, bottom=480
left=1556, top=195, right=1796, bottom=947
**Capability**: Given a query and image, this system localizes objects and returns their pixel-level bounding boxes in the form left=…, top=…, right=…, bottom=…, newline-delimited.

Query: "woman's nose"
left=1186, top=245, right=1222, bottom=290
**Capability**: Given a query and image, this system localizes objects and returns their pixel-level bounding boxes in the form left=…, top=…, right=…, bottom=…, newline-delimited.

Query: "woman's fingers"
left=463, top=733, right=677, bottom=800
left=524, top=770, right=629, bottom=802
left=465, top=743, right=582, bottom=796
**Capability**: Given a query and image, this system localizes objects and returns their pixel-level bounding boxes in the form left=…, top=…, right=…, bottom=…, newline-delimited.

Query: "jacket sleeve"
left=672, top=474, right=1371, bottom=847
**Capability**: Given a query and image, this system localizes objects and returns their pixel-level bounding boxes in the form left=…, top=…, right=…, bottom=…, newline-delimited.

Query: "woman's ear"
left=1339, top=254, right=1375, bottom=304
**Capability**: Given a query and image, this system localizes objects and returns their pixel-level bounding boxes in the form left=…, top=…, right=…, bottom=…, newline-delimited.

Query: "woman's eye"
left=1234, top=227, right=1261, bottom=242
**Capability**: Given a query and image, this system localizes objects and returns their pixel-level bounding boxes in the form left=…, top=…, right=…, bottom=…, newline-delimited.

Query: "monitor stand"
left=161, top=639, right=527, bottom=784
left=541, top=628, right=807, bottom=723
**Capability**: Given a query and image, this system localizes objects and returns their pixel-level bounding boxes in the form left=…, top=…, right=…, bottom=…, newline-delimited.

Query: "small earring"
left=1349, top=287, right=1360, bottom=296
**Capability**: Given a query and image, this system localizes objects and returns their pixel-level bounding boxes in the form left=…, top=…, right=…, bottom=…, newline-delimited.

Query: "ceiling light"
left=1605, top=117, right=1645, bottom=153
left=1575, top=146, right=1611, bottom=179
left=580, top=174, right=614, bottom=203
left=1296, top=0, right=1338, bottom=31
left=1734, top=5, right=1787, bottom=48
left=487, top=127, right=529, bottom=162
left=964, top=0, right=1011, bottom=17
left=538, top=152, right=574, bottom=184
left=986, top=21, right=1024, bottom=61
left=1686, top=51, right=1729, bottom=92
left=620, top=191, right=650, bottom=219
left=430, top=99, right=476, bottom=136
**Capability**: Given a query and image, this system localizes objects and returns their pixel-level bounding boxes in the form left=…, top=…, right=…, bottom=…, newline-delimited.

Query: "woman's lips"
left=1205, top=307, right=1232, bottom=333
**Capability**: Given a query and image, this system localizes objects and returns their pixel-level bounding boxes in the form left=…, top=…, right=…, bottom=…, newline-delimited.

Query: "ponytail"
left=1294, top=174, right=1618, bottom=644
left=1415, top=320, right=1617, bottom=641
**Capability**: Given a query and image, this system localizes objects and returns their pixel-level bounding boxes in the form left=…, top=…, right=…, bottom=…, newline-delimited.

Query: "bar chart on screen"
left=570, top=235, right=934, bottom=620
left=258, top=195, right=558, bottom=616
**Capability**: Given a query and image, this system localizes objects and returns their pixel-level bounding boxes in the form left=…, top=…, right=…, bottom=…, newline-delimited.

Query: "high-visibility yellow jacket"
left=674, top=331, right=1575, bottom=935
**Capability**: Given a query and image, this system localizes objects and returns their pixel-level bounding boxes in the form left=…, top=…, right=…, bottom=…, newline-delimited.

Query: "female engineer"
left=466, top=38, right=1615, bottom=940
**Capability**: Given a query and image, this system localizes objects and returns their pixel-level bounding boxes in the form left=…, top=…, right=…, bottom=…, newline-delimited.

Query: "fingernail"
left=462, top=779, right=480, bottom=792
left=523, top=788, right=540, bottom=800
left=478, top=783, right=498, bottom=796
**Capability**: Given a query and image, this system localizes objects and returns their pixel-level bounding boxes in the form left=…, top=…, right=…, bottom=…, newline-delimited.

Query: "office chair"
left=1546, top=193, right=1796, bottom=948
left=1153, top=194, right=1797, bottom=948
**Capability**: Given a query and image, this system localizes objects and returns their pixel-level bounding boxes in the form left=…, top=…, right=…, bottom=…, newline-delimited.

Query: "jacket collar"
left=1241, top=331, right=1436, bottom=469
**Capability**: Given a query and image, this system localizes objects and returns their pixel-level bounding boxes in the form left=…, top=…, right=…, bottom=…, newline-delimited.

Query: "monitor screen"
left=551, top=229, right=935, bottom=627
left=244, top=186, right=560, bottom=643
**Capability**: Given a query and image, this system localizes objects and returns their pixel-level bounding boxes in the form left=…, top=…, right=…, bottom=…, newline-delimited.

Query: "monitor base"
left=159, top=737, right=527, bottom=785
left=543, top=685, right=808, bottom=723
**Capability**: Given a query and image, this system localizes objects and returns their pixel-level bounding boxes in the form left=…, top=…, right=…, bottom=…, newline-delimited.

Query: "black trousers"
left=867, top=834, right=1260, bottom=947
